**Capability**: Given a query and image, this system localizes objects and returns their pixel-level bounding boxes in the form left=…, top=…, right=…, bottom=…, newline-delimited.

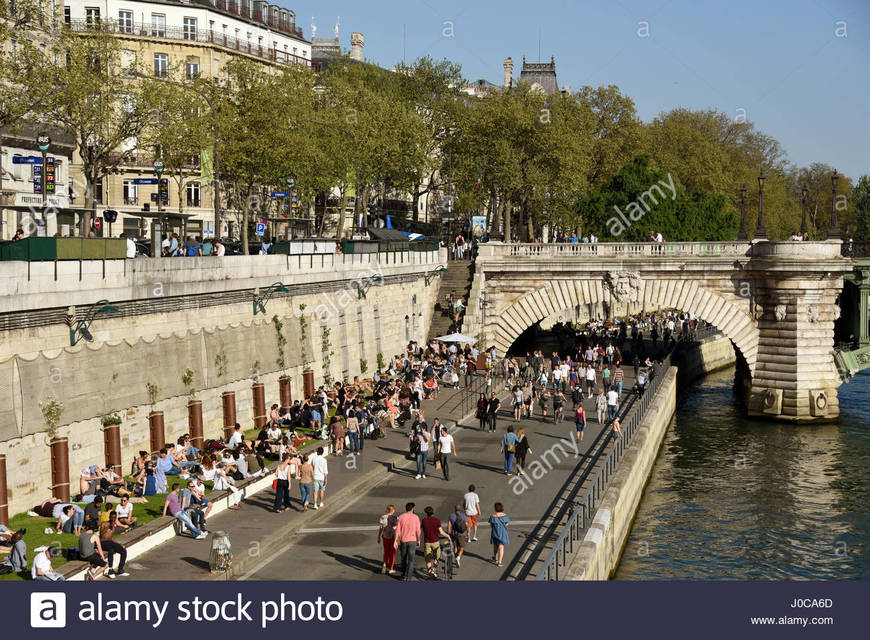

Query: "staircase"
left=428, top=259, right=474, bottom=340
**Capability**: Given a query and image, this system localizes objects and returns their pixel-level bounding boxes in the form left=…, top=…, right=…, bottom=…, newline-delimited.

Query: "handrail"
left=534, top=326, right=718, bottom=580
left=480, top=241, right=752, bottom=259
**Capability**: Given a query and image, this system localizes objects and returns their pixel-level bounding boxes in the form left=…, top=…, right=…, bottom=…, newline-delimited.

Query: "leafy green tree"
left=34, top=24, right=158, bottom=234
left=786, top=163, right=853, bottom=239
left=850, top=175, right=870, bottom=243
left=579, top=155, right=738, bottom=242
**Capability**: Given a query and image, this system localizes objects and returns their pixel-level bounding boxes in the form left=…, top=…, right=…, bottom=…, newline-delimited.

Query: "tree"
left=786, top=163, right=853, bottom=239
left=35, top=24, right=157, bottom=234
left=579, top=155, right=738, bottom=242
left=850, top=175, right=870, bottom=243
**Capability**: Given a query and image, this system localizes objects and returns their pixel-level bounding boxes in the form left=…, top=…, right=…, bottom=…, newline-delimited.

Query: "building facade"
left=62, top=0, right=312, bottom=240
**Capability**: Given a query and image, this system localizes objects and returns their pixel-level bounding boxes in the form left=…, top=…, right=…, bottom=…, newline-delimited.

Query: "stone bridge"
left=463, top=241, right=851, bottom=422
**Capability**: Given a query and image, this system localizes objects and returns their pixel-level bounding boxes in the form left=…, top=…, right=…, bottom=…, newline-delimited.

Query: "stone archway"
left=488, top=276, right=758, bottom=373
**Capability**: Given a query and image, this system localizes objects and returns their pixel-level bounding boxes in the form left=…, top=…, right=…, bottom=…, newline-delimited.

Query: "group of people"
left=376, top=484, right=511, bottom=580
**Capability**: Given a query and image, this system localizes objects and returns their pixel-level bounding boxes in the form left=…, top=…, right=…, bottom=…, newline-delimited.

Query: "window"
left=186, top=182, right=201, bottom=208
left=85, top=7, right=100, bottom=26
left=153, top=53, right=167, bottom=77
left=151, top=14, right=165, bottom=38
left=120, top=49, right=136, bottom=71
left=12, top=154, right=24, bottom=180
left=63, top=6, right=70, bottom=25
left=123, top=180, right=138, bottom=205
left=183, top=17, right=197, bottom=41
left=117, top=10, right=133, bottom=33
left=185, top=59, right=200, bottom=80
left=93, top=179, right=103, bottom=205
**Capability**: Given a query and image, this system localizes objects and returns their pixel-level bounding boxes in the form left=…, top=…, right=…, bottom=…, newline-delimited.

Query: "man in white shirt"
left=32, top=546, right=64, bottom=581
left=463, top=485, right=481, bottom=542
left=311, top=446, right=328, bottom=509
left=123, top=233, right=136, bottom=258
left=606, top=388, right=619, bottom=422
left=436, top=426, right=456, bottom=481
left=227, top=424, right=244, bottom=449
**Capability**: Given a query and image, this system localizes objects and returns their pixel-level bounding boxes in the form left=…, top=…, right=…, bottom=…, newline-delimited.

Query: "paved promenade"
left=124, top=369, right=643, bottom=581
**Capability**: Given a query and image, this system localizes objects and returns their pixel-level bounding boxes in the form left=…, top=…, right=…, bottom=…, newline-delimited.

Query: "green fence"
left=0, top=238, right=126, bottom=261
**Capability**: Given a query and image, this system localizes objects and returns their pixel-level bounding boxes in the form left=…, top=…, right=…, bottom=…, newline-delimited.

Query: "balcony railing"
left=67, top=20, right=315, bottom=70
left=123, top=196, right=139, bottom=205
left=213, top=0, right=304, bottom=39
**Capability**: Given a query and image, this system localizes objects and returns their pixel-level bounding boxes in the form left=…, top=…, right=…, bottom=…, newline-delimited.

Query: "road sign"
left=32, top=165, right=42, bottom=176
left=93, top=217, right=102, bottom=230
left=12, top=156, right=41, bottom=164
left=37, top=134, right=51, bottom=151
left=133, top=178, right=158, bottom=185
left=255, top=222, right=266, bottom=236
left=270, top=191, right=289, bottom=198
left=153, top=159, right=164, bottom=174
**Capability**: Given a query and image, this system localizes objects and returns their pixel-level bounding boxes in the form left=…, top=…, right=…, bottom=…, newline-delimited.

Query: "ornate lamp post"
left=754, top=167, right=767, bottom=240
left=800, top=184, right=809, bottom=236
left=829, top=170, right=841, bottom=239
left=736, top=184, right=749, bottom=241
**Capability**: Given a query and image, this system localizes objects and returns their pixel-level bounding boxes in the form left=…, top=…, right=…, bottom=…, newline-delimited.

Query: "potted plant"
left=146, top=381, right=164, bottom=453
left=182, top=369, right=204, bottom=448
left=360, top=358, right=368, bottom=375
left=41, top=398, right=70, bottom=501
left=274, top=315, right=292, bottom=407
left=101, top=413, right=123, bottom=469
left=299, top=304, right=314, bottom=398
left=251, top=360, right=266, bottom=428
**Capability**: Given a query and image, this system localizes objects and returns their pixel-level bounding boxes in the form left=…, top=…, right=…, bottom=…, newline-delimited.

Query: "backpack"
left=452, top=514, right=467, bottom=535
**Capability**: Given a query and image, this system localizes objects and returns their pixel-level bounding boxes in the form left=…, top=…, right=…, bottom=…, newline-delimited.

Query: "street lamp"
left=69, top=300, right=120, bottom=346
left=736, top=184, right=748, bottom=241
left=754, top=167, right=767, bottom=240
left=800, top=184, right=809, bottom=236
left=829, top=170, right=841, bottom=240
left=252, top=282, right=289, bottom=315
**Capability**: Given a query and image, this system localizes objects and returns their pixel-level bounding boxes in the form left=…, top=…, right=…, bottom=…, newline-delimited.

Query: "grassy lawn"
left=1, top=427, right=323, bottom=581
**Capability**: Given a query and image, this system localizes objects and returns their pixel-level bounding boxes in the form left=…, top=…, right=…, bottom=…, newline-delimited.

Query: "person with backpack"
left=447, top=504, right=468, bottom=567
left=377, top=505, right=398, bottom=575
left=487, top=392, right=501, bottom=432
left=501, top=426, right=518, bottom=475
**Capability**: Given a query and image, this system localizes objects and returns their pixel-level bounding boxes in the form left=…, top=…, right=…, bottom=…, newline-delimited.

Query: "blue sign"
left=133, top=178, right=158, bottom=185
left=270, top=191, right=289, bottom=198
left=12, top=156, right=41, bottom=164
left=255, top=222, right=266, bottom=236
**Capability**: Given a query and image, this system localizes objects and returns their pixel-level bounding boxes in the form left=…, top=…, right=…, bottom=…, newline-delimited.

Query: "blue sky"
left=285, top=0, right=869, bottom=179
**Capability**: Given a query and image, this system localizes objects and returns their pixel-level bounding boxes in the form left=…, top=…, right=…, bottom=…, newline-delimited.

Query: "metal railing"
left=483, top=241, right=752, bottom=259
left=67, top=21, right=314, bottom=69
left=534, top=326, right=719, bottom=580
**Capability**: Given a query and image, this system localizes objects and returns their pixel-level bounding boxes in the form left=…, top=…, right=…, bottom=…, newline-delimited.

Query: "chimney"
left=503, top=57, right=513, bottom=88
left=350, top=32, right=364, bottom=61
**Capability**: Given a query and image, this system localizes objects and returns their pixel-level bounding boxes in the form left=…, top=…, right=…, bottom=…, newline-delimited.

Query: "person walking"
left=447, top=505, right=468, bottom=567
left=574, top=404, right=586, bottom=450
left=487, top=392, right=501, bottom=432
left=394, top=502, right=421, bottom=581
left=488, top=502, right=511, bottom=567
left=437, top=426, right=456, bottom=481
left=613, top=363, right=625, bottom=397
left=613, top=416, right=623, bottom=439
left=464, top=485, right=481, bottom=542
left=476, top=393, right=488, bottom=431
left=511, top=385, right=523, bottom=421
left=596, top=388, right=607, bottom=424
left=414, top=420, right=431, bottom=479
left=501, top=426, right=518, bottom=475
left=272, top=453, right=292, bottom=512
left=514, top=428, right=532, bottom=476
left=377, top=505, right=398, bottom=575
left=311, top=447, right=328, bottom=509
left=421, top=506, right=449, bottom=579
left=298, top=454, right=314, bottom=510
left=585, top=364, right=596, bottom=396
left=606, top=386, right=620, bottom=422
left=345, top=412, right=360, bottom=454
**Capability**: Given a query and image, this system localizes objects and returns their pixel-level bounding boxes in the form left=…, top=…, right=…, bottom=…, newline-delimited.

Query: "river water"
left=615, top=369, right=870, bottom=580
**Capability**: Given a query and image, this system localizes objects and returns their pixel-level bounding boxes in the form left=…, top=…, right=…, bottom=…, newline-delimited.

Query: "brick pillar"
left=222, top=391, right=236, bottom=439
left=303, top=369, right=315, bottom=398
left=0, top=453, right=8, bottom=527
left=279, top=376, right=292, bottom=408
left=252, top=382, right=266, bottom=428
left=148, top=411, right=165, bottom=453
left=188, top=400, right=204, bottom=449
left=103, top=422, right=122, bottom=469
left=49, top=437, right=70, bottom=502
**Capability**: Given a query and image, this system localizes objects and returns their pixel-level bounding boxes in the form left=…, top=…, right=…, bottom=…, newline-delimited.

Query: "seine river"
left=615, top=369, right=870, bottom=580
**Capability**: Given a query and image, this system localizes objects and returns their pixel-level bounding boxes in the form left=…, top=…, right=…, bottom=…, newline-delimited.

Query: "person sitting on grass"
left=99, top=512, right=129, bottom=578
left=156, top=448, right=183, bottom=477
left=114, top=494, right=138, bottom=528
left=101, top=463, right=128, bottom=495
left=31, top=546, right=64, bottom=581
left=56, top=504, right=84, bottom=536
left=79, top=522, right=110, bottom=580
left=0, top=530, right=27, bottom=575
left=163, top=483, right=207, bottom=539
left=136, top=464, right=160, bottom=496
left=84, top=495, right=104, bottom=530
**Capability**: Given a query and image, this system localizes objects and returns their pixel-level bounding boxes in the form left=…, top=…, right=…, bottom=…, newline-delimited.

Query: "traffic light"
left=158, top=178, right=169, bottom=203
left=103, top=210, right=118, bottom=223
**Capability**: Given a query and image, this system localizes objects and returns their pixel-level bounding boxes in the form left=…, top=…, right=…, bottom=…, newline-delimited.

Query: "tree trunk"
left=360, top=188, right=369, bottom=230
left=241, top=185, right=250, bottom=254
left=503, top=200, right=512, bottom=242
left=333, top=189, right=348, bottom=239
left=81, top=165, right=97, bottom=237
left=412, top=190, right=420, bottom=222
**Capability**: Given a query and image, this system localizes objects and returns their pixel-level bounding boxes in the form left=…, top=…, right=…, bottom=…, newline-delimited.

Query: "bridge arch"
left=489, top=278, right=758, bottom=373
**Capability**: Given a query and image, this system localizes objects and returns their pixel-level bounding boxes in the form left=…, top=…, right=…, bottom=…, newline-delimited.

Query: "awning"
left=366, top=227, right=411, bottom=241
